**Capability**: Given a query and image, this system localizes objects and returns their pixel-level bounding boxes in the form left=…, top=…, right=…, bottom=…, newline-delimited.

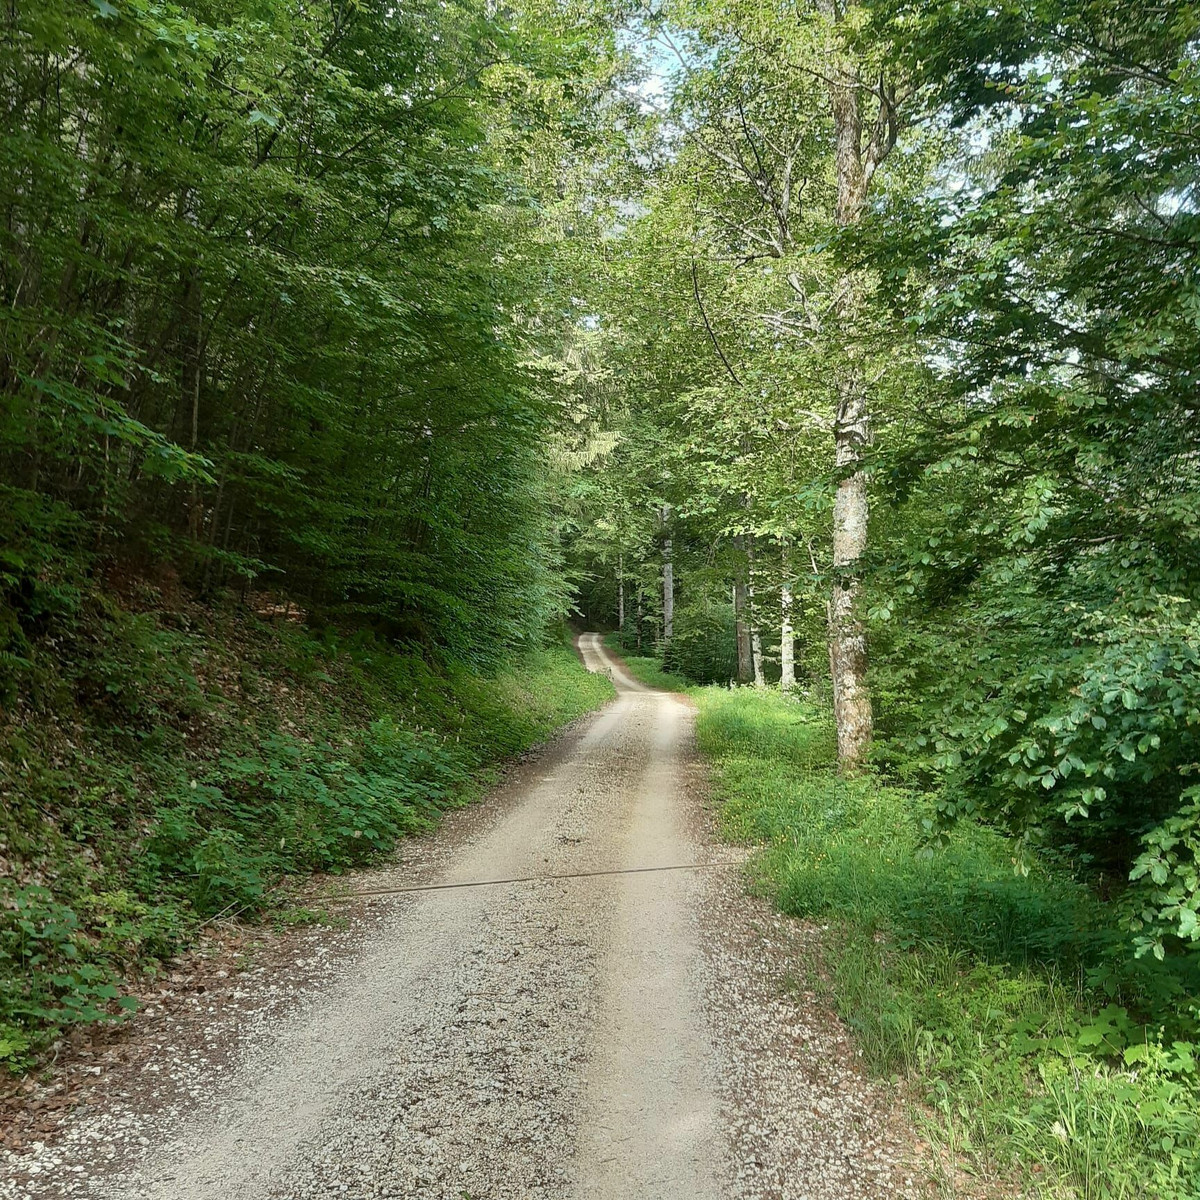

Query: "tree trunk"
left=661, top=507, right=674, bottom=645
left=825, top=47, right=877, bottom=769
left=733, top=543, right=753, bottom=684
left=829, top=401, right=871, bottom=763
left=747, top=537, right=765, bottom=687
left=617, top=553, right=625, bottom=631
left=780, top=588, right=795, bottom=691
left=734, top=580, right=753, bottom=683
left=780, top=557, right=795, bottom=692
left=184, top=264, right=204, bottom=543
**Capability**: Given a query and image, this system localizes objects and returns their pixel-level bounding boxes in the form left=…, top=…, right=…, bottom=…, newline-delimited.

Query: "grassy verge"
left=0, top=598, right=612, bottom=1071
left=601, top=633, right=690, bottom=692
left=612, top=648, right=1200, bottom=1199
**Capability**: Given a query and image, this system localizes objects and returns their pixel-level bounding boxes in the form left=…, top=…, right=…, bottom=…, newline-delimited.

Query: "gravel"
left=1, top=634, right=930, bottom=1199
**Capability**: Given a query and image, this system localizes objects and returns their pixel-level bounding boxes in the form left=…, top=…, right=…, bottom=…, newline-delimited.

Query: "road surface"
left=2, top=634, right=923, bottom=1200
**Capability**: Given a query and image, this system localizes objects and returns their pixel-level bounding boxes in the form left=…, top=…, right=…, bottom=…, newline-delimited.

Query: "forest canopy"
left=0, top=0, right=625, bottom=665
left=563, top=0, right=1200, bottom=961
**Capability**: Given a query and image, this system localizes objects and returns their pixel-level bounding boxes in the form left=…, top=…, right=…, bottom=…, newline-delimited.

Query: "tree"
left=863, top=0, right=1200, bottom=953
left=809, top=0, right=904, bottom=764
left=0, top=0, right=622, bottom=672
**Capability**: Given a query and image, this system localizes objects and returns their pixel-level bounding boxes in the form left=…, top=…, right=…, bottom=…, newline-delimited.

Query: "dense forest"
left=572, top=0, right=1200, bottom=978
left=3, top=0, right=1200, bottom=1193
left=0, top=0, right=625, bottom=1066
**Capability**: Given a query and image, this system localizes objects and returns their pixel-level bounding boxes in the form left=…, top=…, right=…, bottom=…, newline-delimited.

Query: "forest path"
left=4, top=635, right=924, bottom=1200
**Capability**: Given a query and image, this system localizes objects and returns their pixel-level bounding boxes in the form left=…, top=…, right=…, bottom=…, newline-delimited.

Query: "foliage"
left=854, top=0, right=1200, bottom=953
left=0, top=0, right=622, bottom=1072
left=0, top=0, right=620, bottom=667
left=563, top=0, right=1200, bottom=974
left=7, top=0, right=1200, bottom=1173
left=636, top=598, right=736, bottom=685
left=687, top=680, right=1200, bottom=1199
left=0, top=594, right=612, bottom=1069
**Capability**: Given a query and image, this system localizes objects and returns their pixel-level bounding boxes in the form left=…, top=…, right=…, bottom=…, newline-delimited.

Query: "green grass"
left=601, top=632, right=690, bottom=692
left=614, top=652, right=1200, bottom=1199
left=0, top=607, right=613, bottom=1071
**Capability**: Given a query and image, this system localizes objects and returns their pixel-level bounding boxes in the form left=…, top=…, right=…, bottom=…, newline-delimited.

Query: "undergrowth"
left=0, top=591, right=612, bottom=1071
left=602, top=634, right=689, bottom=692
left=613, top=649, right=1200, bottom=1199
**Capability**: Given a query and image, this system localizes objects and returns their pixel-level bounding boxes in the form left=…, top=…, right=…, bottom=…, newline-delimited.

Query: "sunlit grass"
left=608, top=655, right=1200, bottom=1199
left=601, top=633, right=690, bottom=692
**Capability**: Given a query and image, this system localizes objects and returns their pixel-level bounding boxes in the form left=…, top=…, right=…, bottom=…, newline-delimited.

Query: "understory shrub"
left=612, top=651, right=1200, bottom=1200
left=0, top=597, right=612, bottom=1069
left=660, top=601, right=738, bottom=684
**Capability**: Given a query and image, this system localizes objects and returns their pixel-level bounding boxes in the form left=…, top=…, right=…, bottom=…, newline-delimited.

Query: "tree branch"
left=690, top=260, right=742, bottom=387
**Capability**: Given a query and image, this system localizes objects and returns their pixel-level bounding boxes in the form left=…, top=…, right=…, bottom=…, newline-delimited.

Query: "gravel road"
left=2, top=633, right=926, bottom=1199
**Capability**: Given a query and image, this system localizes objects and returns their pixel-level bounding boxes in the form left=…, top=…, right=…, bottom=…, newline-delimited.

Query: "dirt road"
left=3, top=634, right=924, bottom=1200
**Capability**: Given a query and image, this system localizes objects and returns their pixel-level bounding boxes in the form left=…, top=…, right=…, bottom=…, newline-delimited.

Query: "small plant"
left=0, top=884, right=139, bottom=1068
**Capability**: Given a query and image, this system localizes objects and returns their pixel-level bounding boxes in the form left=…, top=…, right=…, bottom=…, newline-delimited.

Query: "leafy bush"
left=0, top=884, right=147, bottom=1071
left=874, top=583, right=1200, bottom=957
left=0, top=599, right=612, bottom=1069
left=861, top=0, right=1200, bottom=979
left=661, top=601, right=738, bottom=684
left=690, top=683, right=1200, bottom=1199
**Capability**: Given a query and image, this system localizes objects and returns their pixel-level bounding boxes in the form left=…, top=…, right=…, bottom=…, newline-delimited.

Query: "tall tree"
left=816, top=0, right=903, bottom=765
left=863, top=0, right=1200, bottom=952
